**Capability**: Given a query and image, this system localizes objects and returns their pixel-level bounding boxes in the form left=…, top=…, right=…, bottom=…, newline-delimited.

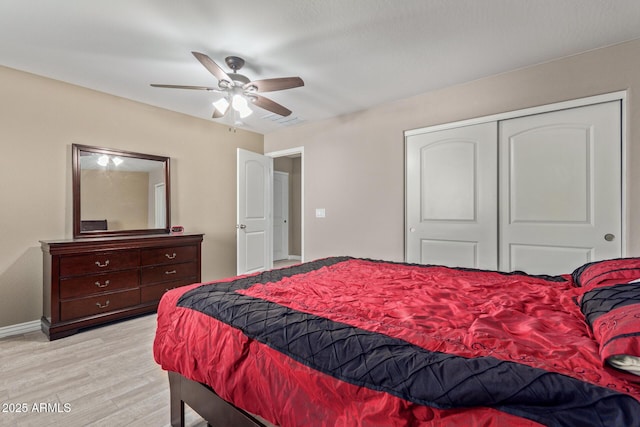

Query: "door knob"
left=604, top=233, right=615, bottom=241
left=236, top=224, right=247, bottom=229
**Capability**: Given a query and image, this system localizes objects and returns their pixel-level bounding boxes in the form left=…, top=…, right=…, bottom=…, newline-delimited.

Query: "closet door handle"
left=604, top=233, right=615, bottom=242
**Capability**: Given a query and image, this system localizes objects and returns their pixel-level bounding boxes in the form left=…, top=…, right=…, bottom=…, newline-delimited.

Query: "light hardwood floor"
left=0, top=314, right=207, bottom=427
left=273, top=259, right=301, bottom=269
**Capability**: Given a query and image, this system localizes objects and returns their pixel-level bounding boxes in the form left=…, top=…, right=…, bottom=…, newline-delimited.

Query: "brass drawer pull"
left=96, top=300, right=110, bottom=309
left=165, top=270, right=177, bottom=275
left=95, top=260, right=110, bottom=268
left=95, top=280, right=110, bottom=288
left=165, top=253, right=177, bottom=259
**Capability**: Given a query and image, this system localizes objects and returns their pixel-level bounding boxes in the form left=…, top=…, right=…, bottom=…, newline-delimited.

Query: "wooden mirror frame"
left=72, top=144, right=171, bottom=238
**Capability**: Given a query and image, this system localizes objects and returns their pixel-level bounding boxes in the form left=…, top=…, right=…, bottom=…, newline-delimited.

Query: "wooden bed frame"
left=168, top=371, right=269, bottom=427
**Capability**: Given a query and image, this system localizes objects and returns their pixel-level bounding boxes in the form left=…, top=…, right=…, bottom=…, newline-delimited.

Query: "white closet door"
left=498, top=101, right=621, bottom=275
left=406, top=122, right=498, bottom=269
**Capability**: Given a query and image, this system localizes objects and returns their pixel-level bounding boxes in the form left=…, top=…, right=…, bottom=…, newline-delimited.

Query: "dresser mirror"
left=72, top=144, right=170, bottom=238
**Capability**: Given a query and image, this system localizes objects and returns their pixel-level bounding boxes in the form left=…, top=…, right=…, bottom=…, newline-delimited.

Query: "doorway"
left=267, top=147, right=304, bottom=266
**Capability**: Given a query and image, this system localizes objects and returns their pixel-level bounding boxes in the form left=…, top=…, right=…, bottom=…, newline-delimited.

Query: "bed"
left=154, top=256, right=640, bottom=427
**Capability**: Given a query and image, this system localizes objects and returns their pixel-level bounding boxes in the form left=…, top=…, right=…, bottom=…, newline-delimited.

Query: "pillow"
left=578, top=281, right=640, bottom=376
left=608, top=355, right=640, bottom=375
left=571, top=257, right=640, bottom=288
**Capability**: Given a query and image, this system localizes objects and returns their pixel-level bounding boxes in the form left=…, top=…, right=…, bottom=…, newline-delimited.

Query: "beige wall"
left=0, top=65, right=263, bottom=328
left=81, top=169, right=149, bottom=230
left=265, top=38, right=640, bottom=263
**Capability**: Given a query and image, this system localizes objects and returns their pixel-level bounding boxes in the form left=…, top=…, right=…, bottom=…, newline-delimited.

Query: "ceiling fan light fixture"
left=232, top=94, right=253, bottom=118
left=238, top=105, right=253, bottom=119
left=232, top=94, right=246, bottom=109
left=217, top=80, right=233, bottom=89
left=152, top=52, right=303, bottom=123
left=212, top=97, right=230, bottom=115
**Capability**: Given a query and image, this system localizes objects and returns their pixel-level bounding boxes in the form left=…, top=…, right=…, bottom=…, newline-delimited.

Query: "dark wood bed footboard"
left=168, top=371, right=268, bottom=427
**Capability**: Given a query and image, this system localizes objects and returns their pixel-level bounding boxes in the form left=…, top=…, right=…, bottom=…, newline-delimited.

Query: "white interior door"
left=273, top=171, right=289, bottom=261
left=499, top=101, right=621, bottom=275
left=237, top=148, right=273, bottom=275
left=406, top=122, right=498, bottom=269
left=154, top=183, right=166, bottom=228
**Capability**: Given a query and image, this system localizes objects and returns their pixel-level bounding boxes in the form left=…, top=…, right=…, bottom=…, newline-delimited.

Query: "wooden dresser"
left=41, top=233, right=203, bottom=340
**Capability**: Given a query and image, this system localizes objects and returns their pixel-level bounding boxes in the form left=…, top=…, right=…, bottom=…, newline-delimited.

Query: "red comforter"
left=154, top=257, right=640, bottom=427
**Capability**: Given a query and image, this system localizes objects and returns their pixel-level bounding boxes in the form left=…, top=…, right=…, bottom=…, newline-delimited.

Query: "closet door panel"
left=509, top=130, right=589, bottom=223
left=420, top=141, right=476, bottom=221
left=499, top=101, right=621, bottom=275
left=406, top=123, right=498, bottom=269
left=419, top=239, right=477, bottom=268
left=509, top=245, right=593, bottom=276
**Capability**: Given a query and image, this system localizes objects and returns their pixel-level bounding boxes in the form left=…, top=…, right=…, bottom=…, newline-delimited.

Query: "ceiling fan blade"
left=250, top=94, right=292, bottom=117
left=192, top=52, right=232, bottom=85
left=244, top=77, right=304, bottom=93
left=212, top=108, right=225, bottom=119
left=150, top=84, right=220, bottom=91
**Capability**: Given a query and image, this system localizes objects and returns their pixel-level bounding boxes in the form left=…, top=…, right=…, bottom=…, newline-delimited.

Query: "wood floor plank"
left=0, top=314, right=207, bottom=427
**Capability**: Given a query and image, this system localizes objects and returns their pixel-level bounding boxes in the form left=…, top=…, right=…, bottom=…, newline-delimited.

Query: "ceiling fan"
left=151, top=52, right=304, bottom=120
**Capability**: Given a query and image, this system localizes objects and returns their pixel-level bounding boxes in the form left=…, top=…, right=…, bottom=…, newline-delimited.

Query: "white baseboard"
left=288, top=255, right=302, bottom=261
left=0, top=320, right=41, bottom=339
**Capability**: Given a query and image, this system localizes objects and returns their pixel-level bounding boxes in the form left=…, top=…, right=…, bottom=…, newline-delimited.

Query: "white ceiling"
left=2, top=0, right=640, bottom=134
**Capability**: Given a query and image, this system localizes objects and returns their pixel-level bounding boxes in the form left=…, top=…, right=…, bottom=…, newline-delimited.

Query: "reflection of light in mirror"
left=96, top=155, right=123, bottom=167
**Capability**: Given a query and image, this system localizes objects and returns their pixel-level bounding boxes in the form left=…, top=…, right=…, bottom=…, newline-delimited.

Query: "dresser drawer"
left=60, top=250, right=139, bottom=277
left=141, top=261, right=198, bottom=285
left=60, top=289, right=140, bottom=321
left=60, top=270, right=139, bottom=299
left=140, top=278, right=196, bottom=303
left=141, top=245, right=198, bottom=266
